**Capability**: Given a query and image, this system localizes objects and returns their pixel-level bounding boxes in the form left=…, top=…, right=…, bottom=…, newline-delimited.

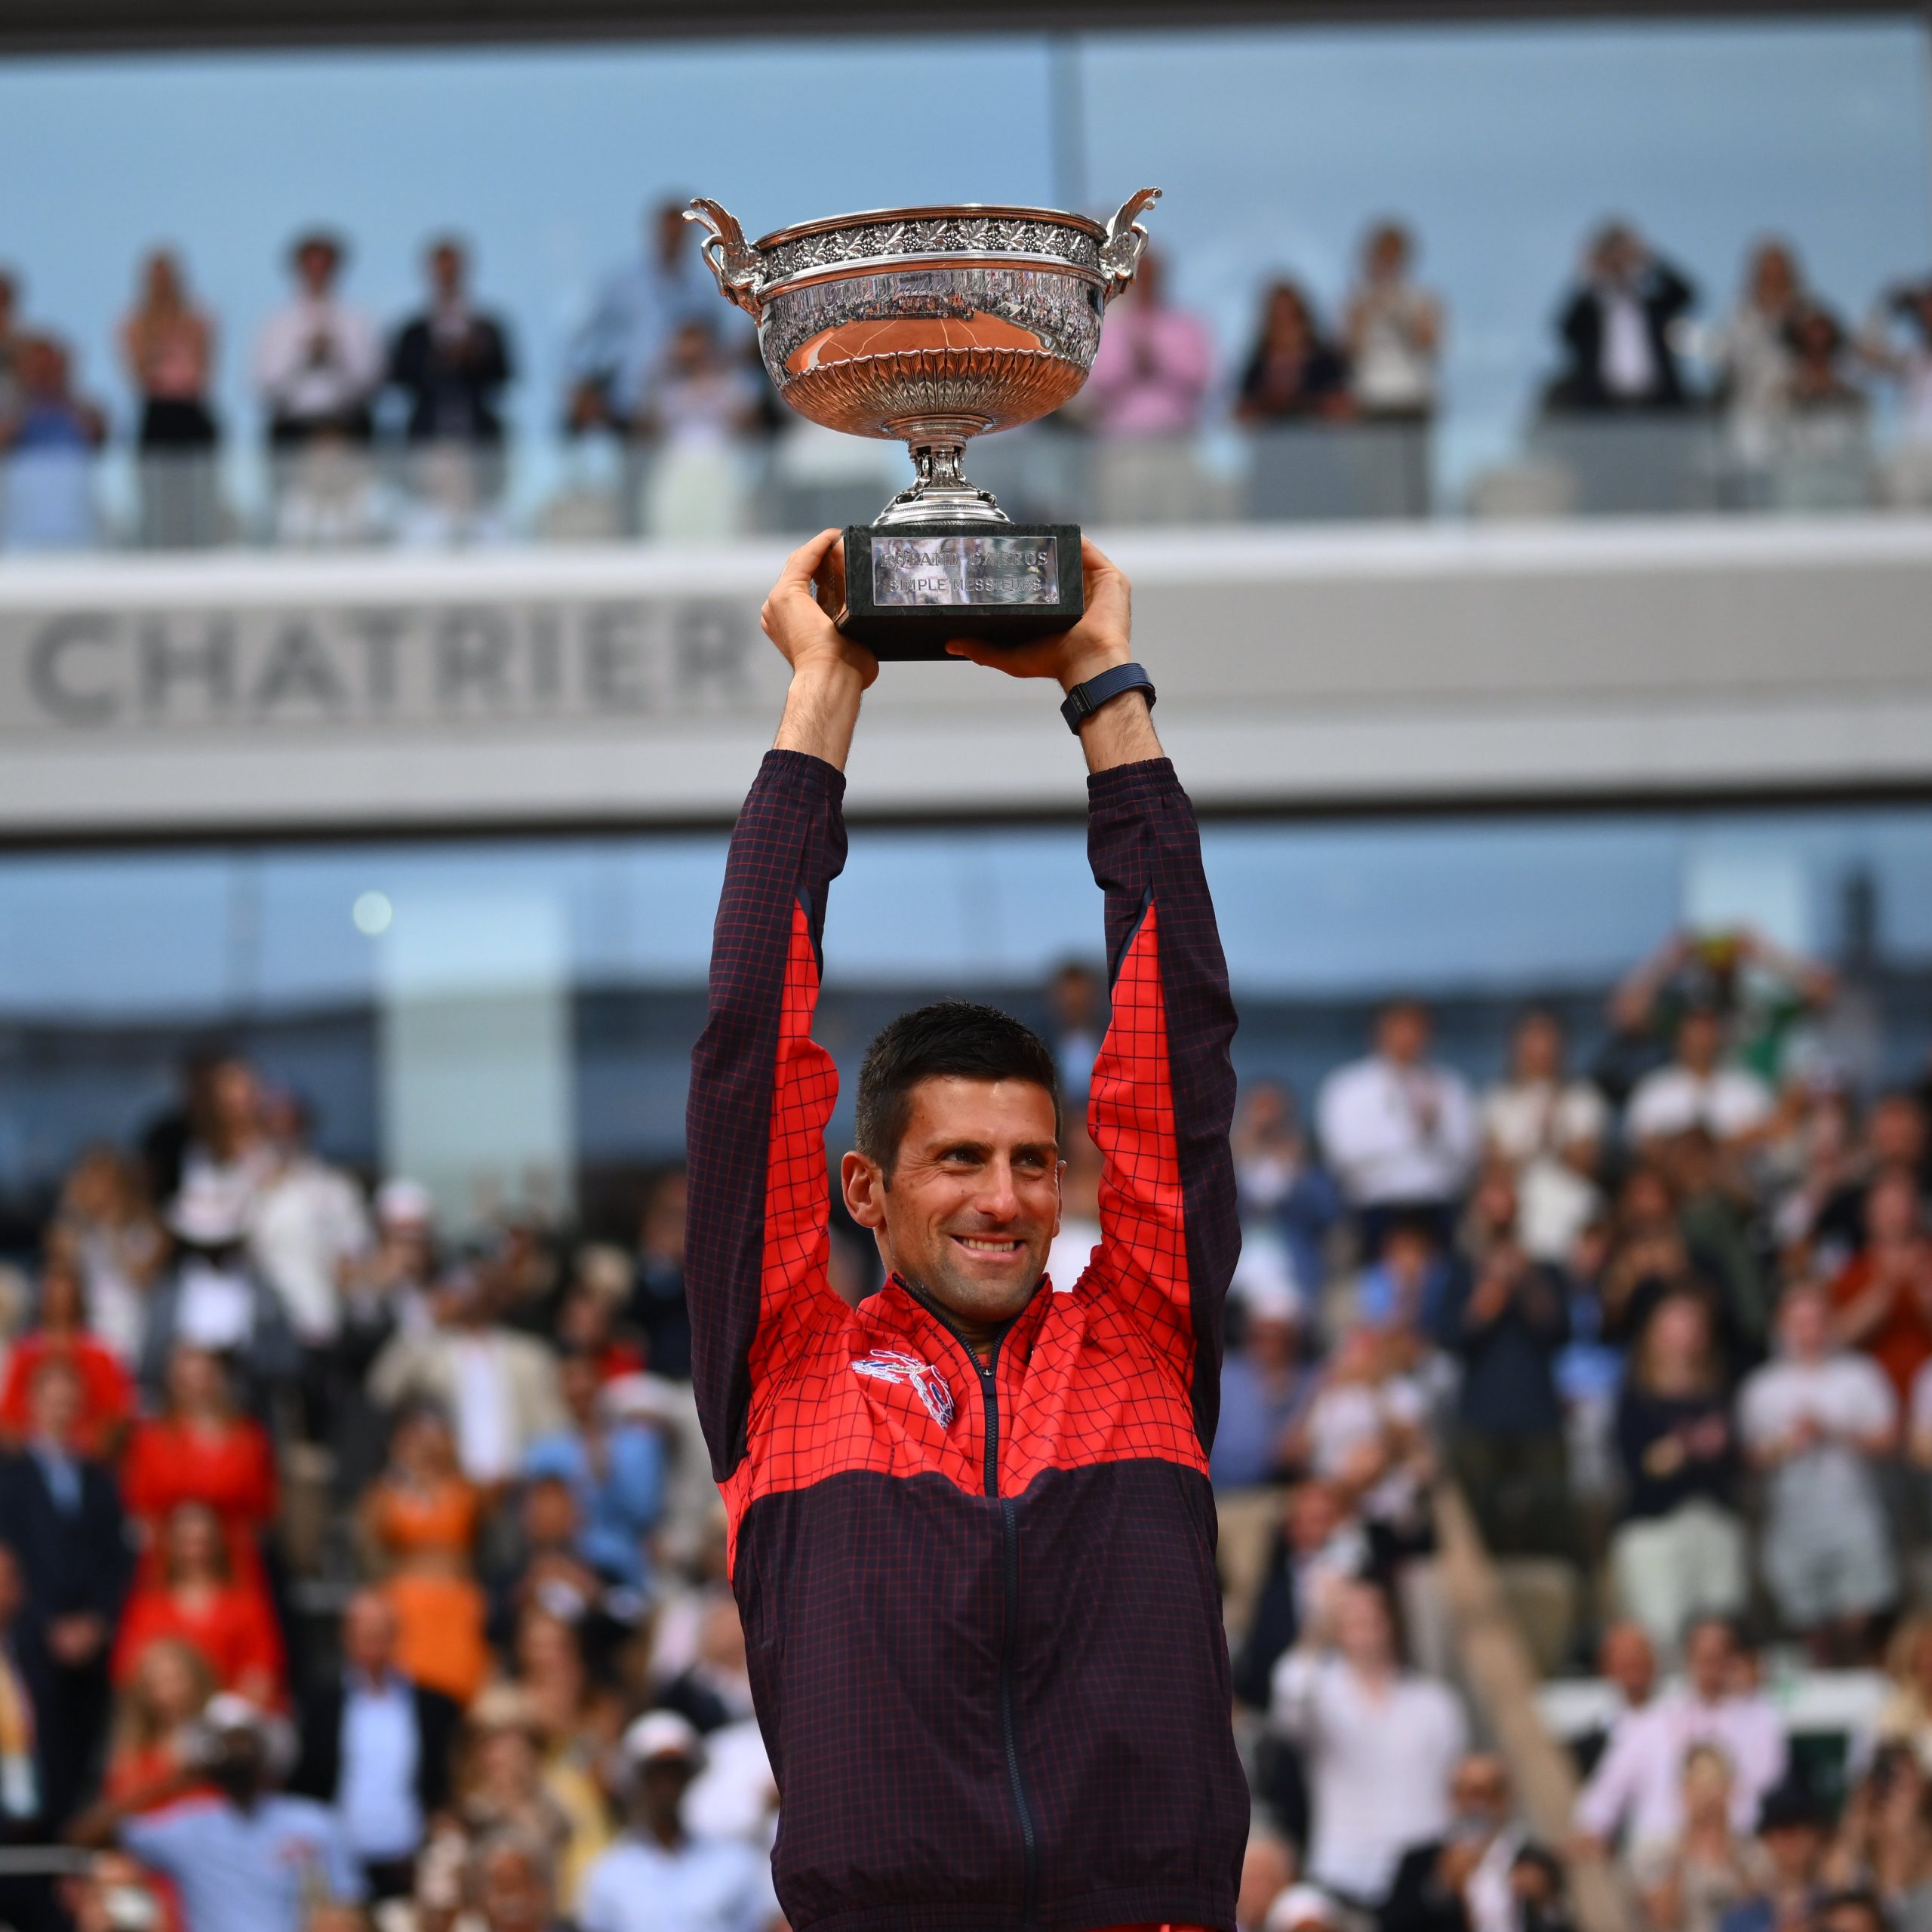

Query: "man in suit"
left=1552, top=222, right=1698, bottom=412
left=1382, top=1755, right=1526, bottom=1932
left=368, top=1270, right=565, bottom=1497
left=288, top=1589, right=459, bottom=1900
left=0, top=1355, right=128, bottom=1828
left=387, top=237, right=515, bottom=449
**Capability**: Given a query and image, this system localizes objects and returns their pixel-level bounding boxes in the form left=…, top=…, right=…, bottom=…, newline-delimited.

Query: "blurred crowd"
left=3, top=918, right=1932, bottom=1932
left=3, top=202, right=1931, bottom=546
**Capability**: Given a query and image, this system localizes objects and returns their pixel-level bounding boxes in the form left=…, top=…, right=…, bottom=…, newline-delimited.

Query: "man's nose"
left=973, top=1161, right=1023, bottom=1222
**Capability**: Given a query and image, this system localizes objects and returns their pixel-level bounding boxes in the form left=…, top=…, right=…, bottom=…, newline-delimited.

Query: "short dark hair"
left=854, top=1001, right=1060, bottom=1177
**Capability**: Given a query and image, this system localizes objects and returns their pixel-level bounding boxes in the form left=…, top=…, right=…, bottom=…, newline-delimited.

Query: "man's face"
left=342, top=1595, right=396, bottom=1678
left=1599, top=1623, right=1657, bottom=1704
left=1377, top=1004, right=1429, bottom=1066
left=1450, top=1755, right=1510, bottom=1830
left=29, top=1364, right=81, bottom=1446
left=1871, top=1097, right=1928, bottom=1171
left=1678, top=1011, right=1724, bottom=1075
left=1685, top=1621, right=1734, bottom=1700
left=430, top=245, right=464, bottom=302
left=1761, top=1821, right=1821, bottom=1886
left=297, top=244, right=337, bottom=295
left=844, top=1076, right=1060, bottom=1335
left=478, top=1846, right=549, bottom=1932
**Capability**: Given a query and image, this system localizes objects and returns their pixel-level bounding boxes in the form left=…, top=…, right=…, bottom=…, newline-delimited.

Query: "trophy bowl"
left=685, top=188, right=1159, bottom=658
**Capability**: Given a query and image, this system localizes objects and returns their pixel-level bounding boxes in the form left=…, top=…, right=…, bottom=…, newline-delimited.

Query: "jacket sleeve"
left=686, top=749, right=850, bottom=1483
left=1083, top=757, right=1239, bottom=1451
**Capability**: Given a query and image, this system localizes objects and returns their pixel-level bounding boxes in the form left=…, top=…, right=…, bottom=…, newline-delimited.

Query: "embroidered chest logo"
left=850, top=1348, right=955, bottom=1429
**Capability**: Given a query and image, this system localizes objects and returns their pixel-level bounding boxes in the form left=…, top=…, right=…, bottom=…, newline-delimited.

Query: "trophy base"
left=835, top=522, right=1084, bottom=663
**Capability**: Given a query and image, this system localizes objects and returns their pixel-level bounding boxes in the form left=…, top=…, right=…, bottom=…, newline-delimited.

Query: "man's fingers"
left=775, top=528, right=842, bottom=599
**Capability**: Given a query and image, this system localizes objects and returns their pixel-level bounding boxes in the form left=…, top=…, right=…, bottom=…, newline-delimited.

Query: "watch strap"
left=1060, top=661, right=1156, bottom=735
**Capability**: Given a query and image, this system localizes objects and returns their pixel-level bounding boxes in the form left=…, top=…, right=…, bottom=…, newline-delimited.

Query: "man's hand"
left=945, top=539, right=1160, bottom=773
left=766, top=529, right=878, bottom=771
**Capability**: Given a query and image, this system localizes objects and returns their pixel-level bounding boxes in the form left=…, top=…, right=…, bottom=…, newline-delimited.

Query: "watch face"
left=871, top=534, right=1061, bottom=608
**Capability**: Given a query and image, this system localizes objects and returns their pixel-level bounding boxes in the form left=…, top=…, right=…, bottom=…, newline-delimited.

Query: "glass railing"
left=1, top=413, right=1925, bottom=555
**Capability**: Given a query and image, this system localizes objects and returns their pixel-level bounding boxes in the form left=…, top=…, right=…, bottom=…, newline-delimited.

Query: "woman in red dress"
left=112, top=1503, right=285, bottom=1709
left=0, top=1254, right=136, bottom=1457
left=122, top=1345, right=276, bottom=1589
left=101, top=1635, right=216, bottom=1814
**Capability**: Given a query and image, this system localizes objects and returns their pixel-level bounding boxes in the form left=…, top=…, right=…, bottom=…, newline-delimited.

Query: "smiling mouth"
left=950, top=1235, right=1027, bottom=1259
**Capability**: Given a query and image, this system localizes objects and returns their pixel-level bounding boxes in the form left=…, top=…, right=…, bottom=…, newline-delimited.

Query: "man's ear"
left=841, top=1150, right=887, bottom=1231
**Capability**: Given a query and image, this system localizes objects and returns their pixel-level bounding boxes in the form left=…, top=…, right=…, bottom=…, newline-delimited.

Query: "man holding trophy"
left=685, top=522, right=1247, bottom=1932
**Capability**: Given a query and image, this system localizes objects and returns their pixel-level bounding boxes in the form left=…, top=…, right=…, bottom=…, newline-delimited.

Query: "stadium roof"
left=0, top=0, right=1921, bottom=54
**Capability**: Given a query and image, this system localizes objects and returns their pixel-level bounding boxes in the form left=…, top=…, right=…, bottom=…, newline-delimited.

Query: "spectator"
left=506, top=1609, right=618, bottom=1903
left=1381, top=1753, right=1527, bottom=1932
left=288, top=1589, right=459, bottom=1900
left=1632, top=1744, right=1768, bottom=1932
left=85, top=1694, right=364, bottom=1932
left=1574, top=1617, right=1787, bottom=1854
left=1318, top=998, right=1479, bottom=1250
left=1354, top=1211, right=1456, bottom=1336
left=247, top=1091, right=371, bottom=1436
left=568, top=198, right=723, bottom=433
left=1232, top=1477, right=1377, bottom=1713
left=1611, top=1294, right=1747, bottom=1660
left=118, top=248, right=220, bottom=548
left=1783, top=303, right=1866, bottom=417
left=1344, top=221, right=1445, bottom=423
left=254, top=229, right=382, bottom=448
left=1823, top=1750, right=1932, bottom=1922
left=57, top=1850, right=172, bottom=1932
left=455, top=1687, right=571, bottom=1868
left=1664, top=1127, right=1772, bottom=1355
left=389, top=235, right=514, bottom=448
left=1860, top=273, right=1932, bottom=506
left=1814, top=1092, right=1932, bottom=1263
left=0, top=334, right=106, bottom=550
left=1597, top=1162, right=1709, bottom=1352
left=635, top=317, right=761, bottom=540
left=1272, top=1577, right=1470, bottom=1910
left=1830, top=1168, right=1932, bottom=1406
left=1550, top=221, right=1698, bottom=412
left=122, top=1345, right=277, bottom=1584
left=468, top=1825, right=568, bottom=1932
left=1711, top=241, right=1806, bottom=468
left=99, top=1635, right=214, bottom=1817
left=1481, top=1008, right=1609, bottom=1266
left=1626, top=1008, right=1775, bottom=1154
left=1740, top=1283, right=1898, bottom=1659
left=1292, top=1324, right=1435, bottom=1550
left=1045, top=960, right=1106, bottom=1104
left=1716, top=1783, right=1830, bottom=1932
left=1084, top=248, right=1215, bottom=438
left=1432, top=1166, right=1571, bottom=1558
left=1866, top=1618, right=1932, bottom=1773
left=0, top=1357, right=128, bottom=1828
left=0, top=1255, right=136, bottom=1457
left=112, top=1501, right=282, bottom=1706
left=627, top=1169, right=691, bottom=1381
left=140, top=1181, right=300, bottom=1414
left=359, top=1404, right=491, bottom=1707
left=576, top=1710, right=780, bottom=1932
left=654, top=1596, right=755, bottom=1739
left=368, top=1267, right=566, bottom=1490
left=1214, top=1273, right=1318, bottom=1489
left=521, top=1353, right=666, bottom=1593
left=51, top=1146, right=165, bottom=1369
left=0, top=1545, right=45, bottom=1835
left=1577, top=1622, right=1662, bottom=1774
left=1235, top=279, right=1352, bottom=423
left=1233, top=1080, right=1341, bottom=1297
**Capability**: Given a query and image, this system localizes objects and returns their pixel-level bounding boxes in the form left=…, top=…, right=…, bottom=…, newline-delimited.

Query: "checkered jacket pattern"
left=687, top=749, right=1247, bottom=1932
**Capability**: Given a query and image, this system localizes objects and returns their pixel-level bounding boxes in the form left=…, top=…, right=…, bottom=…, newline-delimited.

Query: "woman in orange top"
left=112, top=1503, right=284, bottom=1708
left=362, top=1404, right=490, bottom=1706
left=0, top=1256, right=135, bottom=1457
left=123, top=1346, right=276, bottom=1588
left=101, top=1635, right=216, bottom=1814
left=1830, top=1168, right=1932, bottom=1404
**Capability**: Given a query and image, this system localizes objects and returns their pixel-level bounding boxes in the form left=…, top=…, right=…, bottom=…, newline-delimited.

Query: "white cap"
left=621, top=1709, right=704, bottom=1770
left=193, top=1694, right=295, bottom=1776
left=375, top=1178, right=433, bottom=1228
left=1265, top=1885, right=1340, bottom=1932
left=601, top=1372, right=683, bottom=1429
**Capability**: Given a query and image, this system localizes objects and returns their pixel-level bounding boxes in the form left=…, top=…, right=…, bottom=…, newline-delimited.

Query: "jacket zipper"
left=908, top=1286, right=1041, bottom=1924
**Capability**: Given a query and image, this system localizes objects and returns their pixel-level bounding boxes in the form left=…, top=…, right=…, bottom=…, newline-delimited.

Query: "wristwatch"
left=1060, top=661, right=1157, bottom=736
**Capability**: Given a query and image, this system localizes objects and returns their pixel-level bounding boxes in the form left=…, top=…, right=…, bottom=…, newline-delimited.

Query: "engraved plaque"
left=872, top=535, right=1061, bottom=608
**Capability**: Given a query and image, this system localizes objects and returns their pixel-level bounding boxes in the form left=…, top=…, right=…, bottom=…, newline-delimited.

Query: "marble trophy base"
left=835, top=522, right=1084, bottom=663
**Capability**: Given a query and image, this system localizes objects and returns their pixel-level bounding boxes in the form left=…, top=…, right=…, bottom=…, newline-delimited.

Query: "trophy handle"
left=1098, top=186, right=1163, bottom=303
left=684, top=198, right=765, bottom=317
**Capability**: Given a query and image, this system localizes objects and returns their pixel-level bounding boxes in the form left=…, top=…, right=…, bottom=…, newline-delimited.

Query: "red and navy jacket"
left=686, top=748, right=1247, bottom=1932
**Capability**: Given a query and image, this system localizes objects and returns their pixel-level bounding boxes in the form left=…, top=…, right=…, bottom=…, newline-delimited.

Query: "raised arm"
left=686, top=533, right=876, bottom=1483
left=949, top=542, right=1239, bottom=1451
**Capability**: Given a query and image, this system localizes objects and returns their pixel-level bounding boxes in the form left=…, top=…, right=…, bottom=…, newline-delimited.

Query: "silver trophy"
left=685, top=189, right=1161, bottom=659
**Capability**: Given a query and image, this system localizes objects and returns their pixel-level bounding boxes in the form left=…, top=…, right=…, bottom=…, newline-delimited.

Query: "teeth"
left=958, top=1238, right=1018, bottom=1252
